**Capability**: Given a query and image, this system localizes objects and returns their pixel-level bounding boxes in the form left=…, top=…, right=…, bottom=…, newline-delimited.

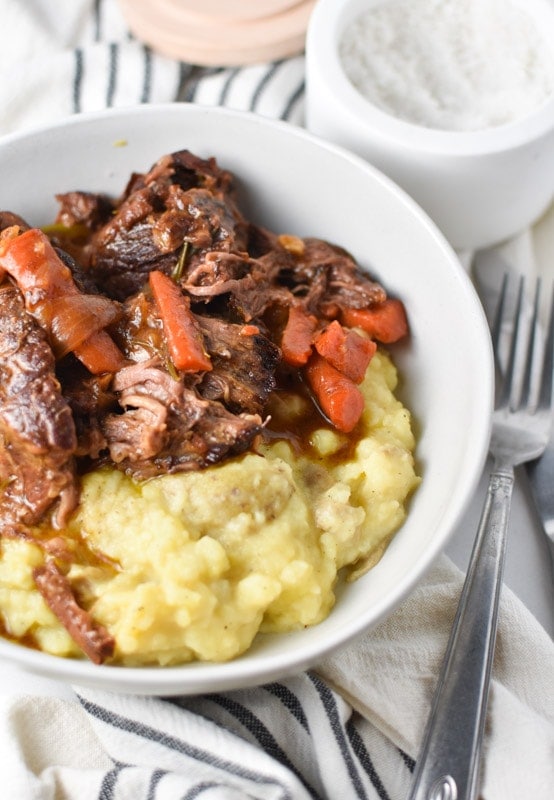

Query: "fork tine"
left=491, top=272, right=508, bottom=358
left=497, top=275, right=524, bottom=410
left=536, top=282, right=554, bottom=413
left=519, top=279, right=541, bottom=411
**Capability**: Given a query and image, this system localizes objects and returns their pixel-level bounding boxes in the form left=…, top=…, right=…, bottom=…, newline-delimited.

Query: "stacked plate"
left=118, top=0, right=316, bottom=66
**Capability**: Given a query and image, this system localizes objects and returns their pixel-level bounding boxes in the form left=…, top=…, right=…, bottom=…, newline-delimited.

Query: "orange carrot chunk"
left=0, top=226, right=73, bottom=296
left=149, top=269, right=212, bottom=373
left=74, top=330, right=128, bottom=375
left=314, top=320, right=376, bottom=384
left=281, top=305, right=317, bottom=367
left=240, top=324, right=260, bottom=336
left=304, top=353, right=365, bottom=433
left=0, top=227, right=126, bottom=374
left=341, top=298, right=409, bottom=344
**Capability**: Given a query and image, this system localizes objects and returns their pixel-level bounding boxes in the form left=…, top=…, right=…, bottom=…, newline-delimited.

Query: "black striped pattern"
left=80, top=693, right=301, bottom=799
left=70, top=0, right=306, bottom=124
left=76, top=670, right=416, bottom=800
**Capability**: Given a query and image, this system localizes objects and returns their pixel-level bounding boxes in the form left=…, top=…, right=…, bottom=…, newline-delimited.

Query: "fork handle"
left=407, top=467, right=513, bottom=800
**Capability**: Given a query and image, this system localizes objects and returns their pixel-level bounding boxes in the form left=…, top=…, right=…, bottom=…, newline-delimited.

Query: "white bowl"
left=305, top=0, right=554, bottom=251
left=0, top=104, right=493, bottom=694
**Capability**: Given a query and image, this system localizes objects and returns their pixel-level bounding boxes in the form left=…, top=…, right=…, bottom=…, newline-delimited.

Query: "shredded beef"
left=0, top=284, right=78, bottom=532
left=60, top=365, right=116, bottom=458
left=183, top=248, right=292, bottom=322
left=282, top=238, right=387, bottom=315
left=198, top=316, right=280, bottom=415
left=33, top=561, right=115, bottom=664
left=100, top=357, right=264, bottom=479
left=84, top=150, right=249, bottom=300
left=54, top=191, right=115, bottom=231
left=103, top=290, right=278, bottom=466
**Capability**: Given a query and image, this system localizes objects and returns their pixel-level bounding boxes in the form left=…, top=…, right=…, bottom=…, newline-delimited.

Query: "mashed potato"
left=0, top=349, right=419, bottom=665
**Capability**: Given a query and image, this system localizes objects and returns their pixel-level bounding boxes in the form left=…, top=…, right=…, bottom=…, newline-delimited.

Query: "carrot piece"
left=304, top=353, right=365, bottom=433
left=0, top=227, right=126, bottom=374
left=281, top=305, right=317, bottom=367
left=149, top=269, right=212, bottom=372
left=74, top=330, right=127, bottom=374
left=0, top=227, right=78, bottom=298
left=341, top=298, right=409, bottom=343
left=240, top=324, right=260, bottom=336
left=314, top=320, right=376, bottom=384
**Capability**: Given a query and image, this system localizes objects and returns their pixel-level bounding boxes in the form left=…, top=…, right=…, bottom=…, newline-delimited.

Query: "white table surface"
left=447, top=461, right=553, bottom=637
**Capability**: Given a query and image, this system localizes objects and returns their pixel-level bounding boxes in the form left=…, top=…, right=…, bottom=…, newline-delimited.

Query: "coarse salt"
left=339, top=0, right=554, bottom=131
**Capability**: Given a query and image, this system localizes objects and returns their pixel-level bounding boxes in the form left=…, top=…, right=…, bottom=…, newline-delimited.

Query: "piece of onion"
left=33, top=294, right=121, bottom=359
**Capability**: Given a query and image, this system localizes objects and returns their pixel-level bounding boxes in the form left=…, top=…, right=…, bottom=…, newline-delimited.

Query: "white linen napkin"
left=1, top=554, right=552, bottom=800
left=0, top=2, right=553, bottom=799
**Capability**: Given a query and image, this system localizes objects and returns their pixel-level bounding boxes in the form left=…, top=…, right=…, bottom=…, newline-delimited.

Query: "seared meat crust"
left=82, top=151, right=249, bottom=300
left=0, top=284, right=78, bottom=532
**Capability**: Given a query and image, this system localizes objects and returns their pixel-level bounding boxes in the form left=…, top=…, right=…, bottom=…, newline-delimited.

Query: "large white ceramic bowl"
left=306, top=0, right=554, bottom=251
left=0, top=104, right=493, bottom=694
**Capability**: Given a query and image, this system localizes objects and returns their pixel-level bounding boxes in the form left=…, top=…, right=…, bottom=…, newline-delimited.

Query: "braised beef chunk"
left=0, top=211, right=30, bottom=233
left=33, top=561, right=115, bottom=664
left=100, top=357, right=264, bottom=479
left=0, top=284, right=78, bottom=532
left=54, top=246, right=104, bottom=296
left=283, top=238, right=387, bottom=315
left=87, top=185, right=175, bottom=299
left=104, top=398, right=262, bottom=480
left=54, top=191, right=115, bottom=231
left=60, top=365, right=116, bottom=459
left=198, top=316, right=280, bottom=415
left=83, top=149, right=249, bottom=300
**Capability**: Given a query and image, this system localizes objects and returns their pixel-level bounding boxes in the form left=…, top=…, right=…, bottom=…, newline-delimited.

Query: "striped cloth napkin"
left=0, top=2, right=553, bottom=799
left=0, top=0, right=306, bottom=136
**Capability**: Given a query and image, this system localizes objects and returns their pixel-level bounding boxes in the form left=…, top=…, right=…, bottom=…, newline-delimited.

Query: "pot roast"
left=0, top=149, right=407, bottom=661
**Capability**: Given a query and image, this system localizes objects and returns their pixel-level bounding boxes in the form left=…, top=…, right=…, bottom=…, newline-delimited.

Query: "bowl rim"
left=306, top=0, right=554, bottom=156
left=0, top=103, right=494, bottom=694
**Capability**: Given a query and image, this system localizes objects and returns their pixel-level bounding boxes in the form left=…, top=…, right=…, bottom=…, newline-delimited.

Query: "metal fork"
left=407, top=276, right=554, bottom=800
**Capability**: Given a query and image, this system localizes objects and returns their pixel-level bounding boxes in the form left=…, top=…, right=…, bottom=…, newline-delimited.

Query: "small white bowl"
left=305, top=0, right=554, bottom=251
left=0, top=104, right=492, bottom=694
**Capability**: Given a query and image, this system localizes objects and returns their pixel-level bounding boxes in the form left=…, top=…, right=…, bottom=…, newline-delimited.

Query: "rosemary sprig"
left=172, top=241, right=190, bottom=282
